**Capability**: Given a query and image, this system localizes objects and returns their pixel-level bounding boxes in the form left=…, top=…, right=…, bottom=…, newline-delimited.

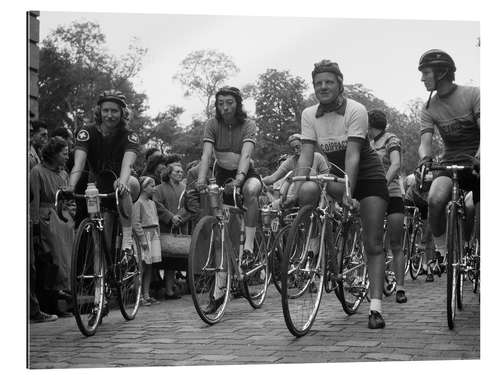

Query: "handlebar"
left=291, top=173, right=351, bottom=199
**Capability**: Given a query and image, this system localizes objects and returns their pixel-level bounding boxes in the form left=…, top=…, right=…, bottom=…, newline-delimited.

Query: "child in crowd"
left=132, top=176, right=162, bottom=306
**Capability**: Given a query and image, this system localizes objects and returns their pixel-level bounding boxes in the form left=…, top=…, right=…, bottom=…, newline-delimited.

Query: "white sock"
left=433, top=233, right=446, bottom=256
left=121, top=226, right=133, bottom=250
left=370, top=298, right=382, bottom=313
left=244, top=227, right=256, bottom=252
left=214, top=271, right=227, bottom=299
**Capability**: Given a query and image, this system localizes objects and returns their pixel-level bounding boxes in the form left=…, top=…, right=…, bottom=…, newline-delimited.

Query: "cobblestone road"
left=28, top=273, right=480, bottom=369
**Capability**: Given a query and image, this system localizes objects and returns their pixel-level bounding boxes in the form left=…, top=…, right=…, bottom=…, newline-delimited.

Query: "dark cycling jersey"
left=203, top=118, right=256, bottom=171
left=75, top=125, right=139, bottom=178
left=301, top=98, right=386, bottom=181
left=420, top=85, right=480, bottom=163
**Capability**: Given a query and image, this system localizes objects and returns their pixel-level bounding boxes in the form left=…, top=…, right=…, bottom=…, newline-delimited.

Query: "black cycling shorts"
left=214, top=164, right=261, bottom=205
left=434, top=168, right=480, bottom=204
left=387, top=197, right=404, bottom=215
left=352, top=179, right=389, bottom=203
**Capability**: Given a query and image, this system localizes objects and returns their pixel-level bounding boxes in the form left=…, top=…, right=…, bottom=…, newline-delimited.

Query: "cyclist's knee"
left=364, top=238, right=384, bottom=256
left=298, top=181, right=320, bottom=206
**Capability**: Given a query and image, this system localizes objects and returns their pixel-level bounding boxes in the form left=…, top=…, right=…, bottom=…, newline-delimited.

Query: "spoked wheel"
left=71, top=219, right=105, bottom=337
left=188, top=216, right=231, bottom=325
left=117, top=235, right=142, bottom=320
left=269, top=225, right=289, bottom=295
left=243, top=229, right=269, bottom=309
left=281, top=205, right=325, bottom=337
left=402, top=225, right=411, bottom=275
left=446, top=207, right=462, bottom=329
left=409, top=225, right=424, bottom=280
left=335, top=221, right=369, bottom=315
left=324, top=219, right=338, bottom=294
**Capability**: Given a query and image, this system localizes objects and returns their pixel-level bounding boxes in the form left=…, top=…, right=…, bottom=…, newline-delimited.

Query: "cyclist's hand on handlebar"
left=342, top=191, right=355, bottom=210
left=115, top=180, right=129, bottom=195
left=224, top=179, right=240, bottom=196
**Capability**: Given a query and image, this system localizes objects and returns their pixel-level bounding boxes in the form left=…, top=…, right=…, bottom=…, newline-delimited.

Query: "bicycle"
left=403, top=205, right=426, bottom=280
left=280, top=173, right=369, bottom=336
left=425, top=163, right=476, bottom=329
left=188, top=181, right=269, bottom=325
left=55, top=186, right=142, bottom=337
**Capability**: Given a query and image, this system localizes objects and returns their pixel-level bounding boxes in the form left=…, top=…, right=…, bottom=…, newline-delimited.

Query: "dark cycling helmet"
left=215, top=86, right=242, bottom=101
left=418, top=49, right=456, bottom=72
left=97, top=89, right=128, bottom=107
left=368, top=109, right=387, bottom=130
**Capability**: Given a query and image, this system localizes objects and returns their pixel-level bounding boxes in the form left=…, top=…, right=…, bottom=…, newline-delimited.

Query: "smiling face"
left=100, top=101, right=122, bottom=131
left=170, top=164, right=184, bottom=183
left=420, top=67, right=436, bottom=92
left=313, top=72, right=341, bottom=104
left=216, top=94, right=237, bottom=122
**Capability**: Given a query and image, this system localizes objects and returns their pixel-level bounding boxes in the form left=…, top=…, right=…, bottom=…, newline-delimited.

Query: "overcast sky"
left=39, top=11, right=479, bottom=126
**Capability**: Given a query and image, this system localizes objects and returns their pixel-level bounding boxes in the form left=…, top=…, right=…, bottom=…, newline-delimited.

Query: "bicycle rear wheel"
left=71, top=219, right=105, bottom=337
left=409, top=225, right=424, bottom=279
left=117, top=234, right=142, bottom=320
left=188, top=216, right=231, bottom=325
left=402, top=224, right=411, bottom=275
left=446, top=205, right=462, bottom=329
left=243, top=229, right=269, bottom=309
left=335, top=221, right=369, bottom=315
left=270, top=225, right=290, bottom=295
left=281, top=205, right=325, bottom=337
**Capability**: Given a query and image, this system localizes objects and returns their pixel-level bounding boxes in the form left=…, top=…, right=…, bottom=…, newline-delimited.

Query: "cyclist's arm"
left=386, top=149, right=401, bottom=186
left=197, top=142, right=214, bottom=185
left=418, top=132, right=433, bottom=160
left=262, top=158, right=292, bottom=186
left=235, top=141, right=254, bottom=185
left=345, top=140, right=361, bottom=194
left=68, top=149, right=87, bottom=191
left=118, top=151, right=136, bottom=187
left=293, top=141, right=315, bottom=196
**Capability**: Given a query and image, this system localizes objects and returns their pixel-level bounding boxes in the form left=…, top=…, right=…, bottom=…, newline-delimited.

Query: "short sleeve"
left=301, top=108, right=317, bottom=142
left=203, top=119, right=217, bottom=144
left=419, top=107, right=434, bottom=135
left=74, top=127, right=91, bottom=153
left=242, top=120, right=257, bottom=144
left=346, top=102, right=368, bottom=142
left=385, top=134, right=402, bottom=154
left=276, top=156, right=294, bottom=175
left=124, top=131, right=140, bottom=154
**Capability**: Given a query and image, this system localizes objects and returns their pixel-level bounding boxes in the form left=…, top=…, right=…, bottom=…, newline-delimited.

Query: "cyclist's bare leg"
left=359, top=196, right=387, bottom=307
left=464, top=192, right=475, bottom=243
left=387, top=212, right=405, bottom=287
left=114, top=176, right=140, bottom=250
left=242, top=177, right=262, bottom=251
left=427, top=176, right=452, bottom=256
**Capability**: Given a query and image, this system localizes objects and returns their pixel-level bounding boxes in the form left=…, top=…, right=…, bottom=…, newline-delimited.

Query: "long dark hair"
left=41, top=136, right=67, bottom=165
left=214, top=91, right=247, bottom=125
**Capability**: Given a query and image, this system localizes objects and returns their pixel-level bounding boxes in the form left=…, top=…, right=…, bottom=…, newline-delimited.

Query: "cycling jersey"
left=277, top=152, right=330, bottom=177
left=301, top=98, right=386, bottom=181
left=371, top=131, right=403, bottom=198
left=420, top=85, right=480, bottom=163
left=74, top=125, right=139, bottom=178
left=203, top=118, right=256, bottom=170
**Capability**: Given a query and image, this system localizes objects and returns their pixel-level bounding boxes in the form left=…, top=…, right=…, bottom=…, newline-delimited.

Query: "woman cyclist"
left=295, top=60, right=389, bottom=329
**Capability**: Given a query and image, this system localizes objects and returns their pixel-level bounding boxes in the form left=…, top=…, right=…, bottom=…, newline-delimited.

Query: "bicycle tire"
left=281, top=205, right=325, bottom=337
left=409, top=225, right=424, bottom=280
left=323, top=219, right=338, bottom=294
left=402, top=224, right=411, bottom=275
left=117, top=234, right=143, bottom=320
left=335, top=221, right=369, bottom=315
left=188, top=216, right=231, bottom=325
left=269, top=225, right=290, bottom=295
left=446, top=205, right=459, bottom=329
left=71, top=218, right=105, bottom=337
left=456, top=217, right=465, bottom=311
left=243, top=229, right=269, bottom=309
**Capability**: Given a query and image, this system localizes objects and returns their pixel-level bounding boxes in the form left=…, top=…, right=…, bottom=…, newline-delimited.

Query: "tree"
left=147, top=106, right=185, bottom=153
left=38, top=21, right=148, bottom=133
left=173, top=49, right=239, bottom=119
left=252, top=69, right=308, bottom=174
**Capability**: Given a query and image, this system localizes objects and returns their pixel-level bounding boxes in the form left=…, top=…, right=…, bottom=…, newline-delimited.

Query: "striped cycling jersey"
left=420, top=85, right=480, bottom=163
left=371, top=131, right=403, bottom=198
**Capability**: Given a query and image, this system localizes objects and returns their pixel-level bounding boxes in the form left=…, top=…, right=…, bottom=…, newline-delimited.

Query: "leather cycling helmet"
left=418, top=49, right=456, bottom=72
left=215, top=86, right=242, bottom=101
left=287, top=133, right=302, bottom=144
left=97, top=89, right=128, bottom=107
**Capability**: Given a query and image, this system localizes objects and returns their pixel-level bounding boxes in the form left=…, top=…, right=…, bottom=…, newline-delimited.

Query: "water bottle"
left=207, top=178, right=219, bottom=209
left=85, top=182, right=100, bottom=215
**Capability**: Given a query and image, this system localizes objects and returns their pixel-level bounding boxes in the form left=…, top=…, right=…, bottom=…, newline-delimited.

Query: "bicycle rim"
left=243, top=229, right=269, bottom=308
left=336, top=222, right=368, bottom=315
left=456, top=218, right=465, bottom=310
left=409, top=225, right=424, bottom=280
left=446, top=207, right=458, bottom=329
left=270, top=225, right=290, bottom=295
left=281, top=205, right=325, bottom=337
left=117, top=235, right=142, bottom=320
left=188, top=216, right=230, bottom=325
left=71, top=219, right=105, bottom=337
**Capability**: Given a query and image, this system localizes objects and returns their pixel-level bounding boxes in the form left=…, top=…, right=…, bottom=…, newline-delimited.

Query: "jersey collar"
left=373, top=130, right=386, bottom=143
left=315, top=96, right=347, bottom=118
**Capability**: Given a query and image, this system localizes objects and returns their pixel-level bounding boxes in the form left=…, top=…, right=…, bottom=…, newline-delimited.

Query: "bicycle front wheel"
left=71, top=218, right=105, bottom=337
left=446, top=205, right=463, bottom=329
left=188, top=216, right=231, bottom=325
left=409, top=225, right=424, bottom=280
left=117, top=235, right=142, bottom=320
left=335, top=221, right=369, bottom=315
left=243, top=229, right=269, bottom=309
left=281, top=205, right=325, bottom=337
left=269, top=225, right=290, bottom=295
